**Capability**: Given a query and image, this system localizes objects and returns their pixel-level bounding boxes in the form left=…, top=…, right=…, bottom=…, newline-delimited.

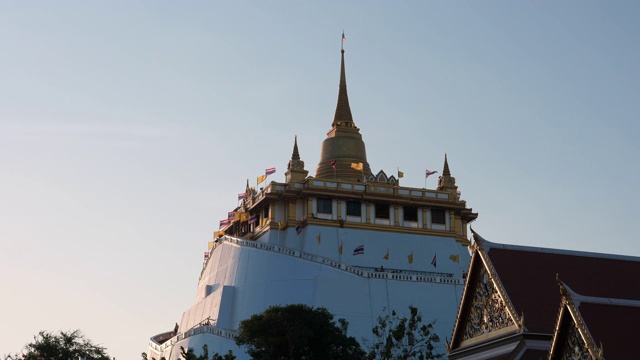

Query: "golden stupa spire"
left=332, top=32, right=354, bottom=127
left=315, top=33, right=372, bottom=181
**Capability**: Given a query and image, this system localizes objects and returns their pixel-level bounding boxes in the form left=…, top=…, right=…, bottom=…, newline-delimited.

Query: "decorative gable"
left=548, top=282, right=604, bottom=360
left=557, top=323, right=593, bottom=360
left=462, top=265, right=515, bottom=341
left=448, top=235, right=523, bottom=353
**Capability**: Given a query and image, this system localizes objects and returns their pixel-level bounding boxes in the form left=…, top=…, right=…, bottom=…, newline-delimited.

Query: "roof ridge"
left=474, top=231, right=640, bottom=263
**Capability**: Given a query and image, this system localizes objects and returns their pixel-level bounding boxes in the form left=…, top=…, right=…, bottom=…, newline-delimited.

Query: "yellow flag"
left=383, top=249, right=389, bottom=260
left=338, top=241, right=343, bottom=255
left=398, top=170, right=404, bottom=178
left=316, top=233, right=321, bottom=245
left=234, top=212, right=241, bottom=221
left=449, top=254, right=460, bottom=263
left=257, top=174, right=267, bottom=184
left=214, top=230, right=225, bottom=238
left=278, top=221, right=286, bottom=230
left=208, top=241, right=215, bottom=250
left=351, top=162, right=363, bottom=171
left=240, top=212, right=249, bottom=221
left=408, top=251, right=414, bottom=264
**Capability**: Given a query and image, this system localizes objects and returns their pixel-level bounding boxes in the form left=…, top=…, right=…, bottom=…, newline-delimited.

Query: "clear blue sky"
left=1, top=2, right=639, bottom=359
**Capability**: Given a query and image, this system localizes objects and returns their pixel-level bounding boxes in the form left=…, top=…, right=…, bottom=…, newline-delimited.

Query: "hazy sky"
left=1, top=2, right=639, bottom=359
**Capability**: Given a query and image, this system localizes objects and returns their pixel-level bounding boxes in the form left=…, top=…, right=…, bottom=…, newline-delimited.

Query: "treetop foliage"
left=235, top=304, right=364, bottom=360
left=3, top=329, right=113, bottom=360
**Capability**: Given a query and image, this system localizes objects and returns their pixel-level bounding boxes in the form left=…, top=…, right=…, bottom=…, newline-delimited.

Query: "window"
left=375, top=203, right=389, bottom=219
left=317, top=198, right=332, bottom=214
left=347, top=200, right=361, bottom=216
left=263, top=207, right=269, bottom=218
left=431, top=208, right=446, bottom=224
left=403, top=206, right=418, bottom=222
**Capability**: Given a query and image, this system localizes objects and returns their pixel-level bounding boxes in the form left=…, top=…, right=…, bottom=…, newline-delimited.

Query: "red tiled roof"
left=578, top=302, right=640, bottom=360
left=519, top=349, right=548, bottom=360
left=485, top=242, right=640, bottom=333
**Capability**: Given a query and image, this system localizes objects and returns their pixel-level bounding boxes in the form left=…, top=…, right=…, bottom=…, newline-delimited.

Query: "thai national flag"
left=228, top=211, right=236, bottom=219
left=331, top=159, right=336, bottom=170
left=431, top=253, right=437, bottom=268
left=238, top=193, right=246, bottom=200
left=353, top=244, right=365, bottom=256
left=265, top=167, right=276, bottom=176
left=248, top=214, right=257, bottom=225
left=425, top=169, right=438, bottom=178
left=295, top=225, right=302, bottom=235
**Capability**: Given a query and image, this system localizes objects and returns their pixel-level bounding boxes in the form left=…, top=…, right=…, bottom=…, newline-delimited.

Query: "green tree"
left=365, top=306, right=443, bottom=360
left=3, top=330, right=113, bottom=360
left=235, top=304, right=364, bottom=360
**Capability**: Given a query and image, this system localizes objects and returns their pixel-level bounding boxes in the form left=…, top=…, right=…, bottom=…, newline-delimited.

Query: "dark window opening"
left=375, top=203, right=390, bottom=219
left=431, top=208, right=446, bottom=224
left=403, top=206, right=418, bottom=222
left=317, top=198, right=332, bottom=214
left=263, top=207, right=269, bottom=218
left=347, top=200, right=361, bottom=216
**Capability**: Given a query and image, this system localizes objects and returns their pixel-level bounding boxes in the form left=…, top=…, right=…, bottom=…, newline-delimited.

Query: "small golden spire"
left=443, top=153, right=451, bottom=176
left=291, top=135, right=300, bottom=161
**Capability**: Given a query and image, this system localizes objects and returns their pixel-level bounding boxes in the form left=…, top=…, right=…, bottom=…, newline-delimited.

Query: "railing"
left=203, top=235, right=462, bottom=286
left=149, top=325, right=238, bottom=354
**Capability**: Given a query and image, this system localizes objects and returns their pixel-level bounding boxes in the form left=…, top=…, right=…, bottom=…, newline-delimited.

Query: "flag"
left=449, top=254, right=460, bottom=263
left=316, top=233, right=321, bottom=245
left=228, top=211, right=236, bottom=219
left=353, top=244, right=365, bottom=256
left=431, top=253, right=437, bottom=268
left=278, top=221, right=286, bottom=230
left=257, top=174, right=267, bottom=184
left=398, top=170, right=404, bottom=178
left=265, top=167, right=276, bottom=176
left=248, top=214, right=257, bottom=225
left=426, top=169, right=438, bottom=178
left=339, top=241, right=343, bottom=255
left=214, top=230, right=225, bottom=238
left=383, top=249, right=389, bottom=260
left=351, top=162, right=363, bottom=171
left=204, top=251, right=210, bottom=260
left=240, top=212, right=249, bottom=222
left=238, top=193, right=246, bottom=200
left=295, top=225, right=302, bottom=235
left=342, top=32, right=346, bottom=42
left=208, top=241, right=215, bottom=250
left=408, top=251, right=414, bottom=264
left=456, top=190, right=462, bottom=196
left=234, top=212, right=241, bottom=221
left=331, top=159, right=336, bottom=170
left=219, top=219, right=231, bottom=228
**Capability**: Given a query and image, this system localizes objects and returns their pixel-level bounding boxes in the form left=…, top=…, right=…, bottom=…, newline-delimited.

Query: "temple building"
left=147, top=45, right=478, bottom=359
left=447, top=230, right=640, bottom=360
